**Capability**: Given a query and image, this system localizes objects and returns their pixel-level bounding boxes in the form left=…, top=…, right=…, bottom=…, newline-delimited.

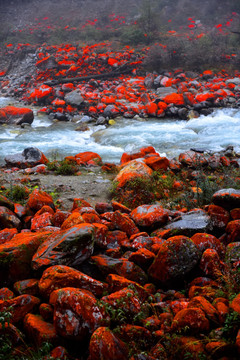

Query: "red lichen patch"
left=31, top=212, right=54, bottom=231
left=111, top=200, right=131, bottom=214
left=102, top=288, right=141, bottom=317
left=27, top=189, right=55, bottom=212
left=0, top=294, right=40, bottom=323
left=112, top=210, right=139, bottom=236
left=74, top=151, right=102, bottom=166
left=82, top=213, right=101, bottom=223
left=195, top=92, right=215, bottom=102
left=60, top=212, right=84, bottom=229
left=148, top=235, right=200, bottom=284
left=24, top=314, right=58, bottom=346
left=188, top=296, right=219, bottom=323
left=191, top=233, right=223, bottom=255
left=163, top=93, right=184, bottom=105
left=91, top=254, right=148, bottom=285
left=120, top=146, right=156, bottom=164
left=171, top=307, right=209, bottom=333
left=144, top=155, right=170, bottom=171
left=13, top=279, right=39, bottom=296
left=0, top=106, right=34, bottom=124
left=130, top=204, right=169, bottom=228
left=39, top=264, right=107, bottom=298
left=0, top=228, right=18, bottom=245
left=53, top=210, right=70, bottom=227
left=105, top=274, right=148, bottom=302
left=0, top=287, right=14, bottom=300
left=50, top=287, right=108, bottom=341
left=128, top=247, right=155, bottom=268
left=89, top=327, right=128, bottom=360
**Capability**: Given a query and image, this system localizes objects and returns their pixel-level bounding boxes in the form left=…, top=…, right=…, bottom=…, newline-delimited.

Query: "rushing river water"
left=0, top=96, right=240, bottom=164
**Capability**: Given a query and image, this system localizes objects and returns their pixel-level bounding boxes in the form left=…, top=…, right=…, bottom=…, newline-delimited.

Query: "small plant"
left=7, top=184, right=29, bottom=203
left=56, top=160, right=78, bottom=175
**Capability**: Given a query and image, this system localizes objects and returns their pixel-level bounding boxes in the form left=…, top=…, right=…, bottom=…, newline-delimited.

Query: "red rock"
left=27, top=189, right=55, bottom=212
left=106, top=274, right=148, bottom=302
left=50, top=287, right=108, bottom=341
left=53, top=209, right=70, bottom=227
left=118, top=323, right=151, bottom=344
left=128, top=248, right=155, bottom=268
left=0, top=287, right=14, bottom=300
left=207, top=204, right=230, bottom=229
left=220, top=156, right=231, bottom=167
left=148, top=235, right=200, bottom=284
left=144, top=155, right=170, bottom=171
left=31, top=212, right=54, bottom=231
left=0, top=228, right=18, bottom=244
left=105, top=230, right=128, bottom=248
left=200, top=248, right=224, bottom=278
left=146, top=102, right=158, bottom=116
left=213, top=298, right=229, bottom=324
left=163, top=93, right=184, bottom=105
left=101, top=288, right=141, bottom=318
left=0, top=231, right=50, bottom=282
left=60, top=212, right=84, bottom=229
left=111, top=200, right=131, bottom=214
left=13, top=279, right=39, bottom=296
left=32, top=223, right=95, bottom=271
left=89, top=327, right=128, bottom=360
left=95, top=202, right=113, bottom=214
left=39, top=303, right=53, bottom=321
left=230, top=293, right=240, bottom=314
left=191, top=232, right=223, bottom=255
left=50, top=346, right=69, bottom=360
left=0, top=294, right=40, bottom=323
left=71, top=198, right=92, bottom=211
left=131, top=204, right=169, bottom=228
left=120, top=146, right=157, bottom=164
left=188, top=296, right=219, bottom=323
left=92, top=223, right=108, bottom=248
left=0, top=106, right=34, bottom=125
left=171, top=307, right=209, bottom=333
left=130, top=235, right=153, bottom=250
left=115, top=159, right=153, bottom=188
left=195, top=92, right=214, bottom=102
left=74, top=151, right=102, bottom=166
left=82, top=213, right=101, bottom=223
left=91, top=254, right=148, bottom=285
left=0, top=206, right=21, bottom=230
left=112, top=210, right=139, bottom=236
left=24, top=314, right=58, bottom=346
left=226, top=220, right=240, bottom=242
left=39, top=265, right=107, bottom=298
left=231, top=208, right=240, bottom=220
left=35, top=205, right=55, bottom=216
left=169, top=299, right=189, bottom=315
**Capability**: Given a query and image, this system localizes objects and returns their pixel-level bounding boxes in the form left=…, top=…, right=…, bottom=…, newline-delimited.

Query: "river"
left=0, top=96, right=240, bottom=164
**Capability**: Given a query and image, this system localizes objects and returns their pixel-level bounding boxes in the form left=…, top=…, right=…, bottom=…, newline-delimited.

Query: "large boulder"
left=0, top=106, right=34, bottom=125
left=5, top=147, right=49, bottom=168
left=148, top=235, right=200, bottom=285
left=32, top=223, right=95, bottom=271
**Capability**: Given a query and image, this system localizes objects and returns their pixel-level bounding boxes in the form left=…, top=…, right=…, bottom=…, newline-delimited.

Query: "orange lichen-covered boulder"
left=24, top=314, right=58, bottom=346
left=74, top=151, right=102, bottom=166
left=39, top=265, right=107, bottom=298
left=32, top=223, right=95, bottom=271
left=191, top=233, right=223, bottom=255
left=130, top=204, right=169, bottom=229
left=0, top=294, right=40, bottom=323
left=212, top=188, right=240, bottom=210
left=0, top=231, right=50, bottom=282
left=115, top=159, right=153, bottom=188
left=188, top=296, right=219, bottom=323
left=50, top=287, right=108, bottom=341
left=120, top=146, right=156, bottom=164
left=13, top=279, right=39, bottom=296
left=163, top=93, right=184, bottom=105
left=31, top=212, right=54, bottom=231
left=148, top=236, right=200, bottom=285
left=27, top=188, right=55, bottom=212
left=60, top=212, right=84, bottom=230
left=171, top=307, right=209, bottom=334
left=112, top=210, right=139, bottom=236
left=144, top=155, right=170, bottom=171
left=200, top=248, right=224, bottom=278
left=225, top=220, right=240, bottom=242
left=0, top=206, right=21, bottom=230
left=106, top=274, right=148, bottom=302
left=89, top=327, right=128, bottom=360
left=91, top=254, right=148, bottom=285
left=0, top=106, right=34, bottom=125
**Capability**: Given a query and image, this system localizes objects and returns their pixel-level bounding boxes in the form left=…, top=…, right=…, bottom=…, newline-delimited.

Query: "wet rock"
left=39, top=265, right=107, bottom=298
left=64, top=89, right=84, bottom=106
left=5, top=147, right=49, bottom=168
left=0, top=106, right=34, bottom=125
left=212, top=188, right=240, bottom=209
left=0, top=206, right=21, bottom=230
left=164, top=209, right=211, bottom=237
left=130, top=204, right=169, bottom=229
left=171, top=307, right=209, bottom=334
left=32, top=223, right=95, bottom=271
left=148, top=235, right=200, bottom=285
left=91, top=254, right=148, bottom=285
left=89, top=327, right=128, bottom=360
left=50, top=287, right=108, bottom=341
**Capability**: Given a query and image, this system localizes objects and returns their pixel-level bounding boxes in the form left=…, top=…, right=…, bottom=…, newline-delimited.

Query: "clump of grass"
left=7, top=185, right=29, bottom=203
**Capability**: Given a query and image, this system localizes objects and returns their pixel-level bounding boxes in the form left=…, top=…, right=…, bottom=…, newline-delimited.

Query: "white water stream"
left=0, top=97, right=240, bottom=164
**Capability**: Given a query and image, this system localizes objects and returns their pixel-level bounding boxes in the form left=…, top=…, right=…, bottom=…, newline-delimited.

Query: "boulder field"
left=0, top=43, right=240, bottom=125
left=0, top=145, right=240, bottom=359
